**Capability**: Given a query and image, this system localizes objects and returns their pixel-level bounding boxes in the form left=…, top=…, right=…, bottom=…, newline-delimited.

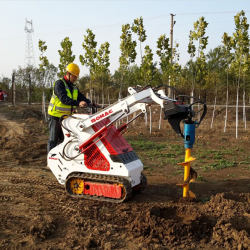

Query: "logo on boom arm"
left=91, top=109, right=113, bottom=123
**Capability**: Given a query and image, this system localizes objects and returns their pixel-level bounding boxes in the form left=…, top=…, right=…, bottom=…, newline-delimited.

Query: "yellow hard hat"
left=66, top=63, right=80, bottom=77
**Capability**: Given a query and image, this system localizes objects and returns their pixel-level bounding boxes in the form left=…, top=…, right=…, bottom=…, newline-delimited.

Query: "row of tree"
left=0, top=10, right=250, bottom=107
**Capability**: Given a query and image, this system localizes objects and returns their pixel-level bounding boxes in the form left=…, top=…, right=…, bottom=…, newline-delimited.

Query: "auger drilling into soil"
left=47, top=85, right=207, bottom=202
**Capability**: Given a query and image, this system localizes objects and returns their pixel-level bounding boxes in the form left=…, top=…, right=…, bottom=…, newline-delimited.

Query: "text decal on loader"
left=91, top=109, right=113, bottom=123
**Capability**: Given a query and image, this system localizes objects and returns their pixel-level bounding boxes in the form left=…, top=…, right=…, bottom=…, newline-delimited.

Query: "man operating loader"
left=47, top=63, right=91, bottom=153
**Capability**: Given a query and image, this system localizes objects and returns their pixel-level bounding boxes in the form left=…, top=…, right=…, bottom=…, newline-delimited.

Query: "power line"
left=177, top=10, right=250, bottom=15
left=1, top=10, right=250, bottom=41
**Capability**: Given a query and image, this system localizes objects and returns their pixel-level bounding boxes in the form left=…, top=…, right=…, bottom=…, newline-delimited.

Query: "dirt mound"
left=0, top=105, right=47, bottom=167
left=125, top=193, right=250, bottom=249
left=205, top=193, right=250, bottom=249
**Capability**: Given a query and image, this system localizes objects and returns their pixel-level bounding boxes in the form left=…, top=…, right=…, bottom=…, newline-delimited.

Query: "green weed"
left=168, top=144, right=184, bottom=155
left=143, top=164, right=152, bottom=171
left=172, top=170, right=183, bottom=176
left=200, top=165, right=209, bottom=172
left=227, top=174, right=237, bottom=177
left=200, top=196, right=211, bottom=203
left=196, top=175, right=207, bottom=181
left=165, top=158, right=182, bottom=165
left=43, top=126, right=49, bottom=134
left=129, top=140, right=166, bottom=151
left=209, top=160, right=236, bottom=170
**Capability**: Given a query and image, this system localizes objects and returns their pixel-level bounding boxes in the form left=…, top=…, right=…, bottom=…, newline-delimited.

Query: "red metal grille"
left=83, top=182, right=122, bottom=198
left=92, top=119, right=133, bottom=155
left=84, top=143, right=110, bottom=171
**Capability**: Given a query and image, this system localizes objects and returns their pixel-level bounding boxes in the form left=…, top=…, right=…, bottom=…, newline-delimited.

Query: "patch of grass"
left=168, top=144, right=184, bottom=155
left=209, top=159, right=236, bottom=170
left=165, top=158, right=182, bottom=165
left=150, top=151, right=167, bottom=157
left=213, top=152, right=223, bottom=160
left=172, top=165, right=183, bottom=176
left=159, top=160, right=165, bottom=167
left=200, top=165, right=210, bottom=172
left=196, top=152, right=210, bottom=160
left=238, top=156, right=250, bottom=165
left=227, top=174, right=237, bottom=177
left=172, top=170, right=183, bottom=176
left=129, top=139, right=166, bottom=151
left=127, top=135, right=245, bottom=176
left=196, top=175, right=207, bottom=181
left=165, top=153, right=176, bottom=158
left=143, top=164, right=152, bottom=171
left=128, top=138, right=186, bottom=170
left=196, top=148, right=240, bottom=161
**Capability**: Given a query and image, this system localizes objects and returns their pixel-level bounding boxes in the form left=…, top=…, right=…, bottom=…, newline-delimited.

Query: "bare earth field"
left=0, top=103, right=250, bottom=250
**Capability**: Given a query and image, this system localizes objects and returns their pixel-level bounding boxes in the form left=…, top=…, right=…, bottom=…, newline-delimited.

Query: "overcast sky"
left=1, top=0, right=250, bottom=79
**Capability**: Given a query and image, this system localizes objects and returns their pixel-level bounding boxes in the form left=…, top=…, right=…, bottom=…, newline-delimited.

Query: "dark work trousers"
left=47, top=115, right=64, bottom=153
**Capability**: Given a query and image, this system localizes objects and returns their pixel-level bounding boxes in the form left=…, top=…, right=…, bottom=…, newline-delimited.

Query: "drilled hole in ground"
left=223, top=193, right=247, bottom=203
left=230, top=216, right=250, bottom=234
left=150, top=207, right=196, bottom=224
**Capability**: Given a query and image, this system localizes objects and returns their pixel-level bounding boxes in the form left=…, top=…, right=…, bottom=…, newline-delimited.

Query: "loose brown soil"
left=0, top=103, right=250, bottom=250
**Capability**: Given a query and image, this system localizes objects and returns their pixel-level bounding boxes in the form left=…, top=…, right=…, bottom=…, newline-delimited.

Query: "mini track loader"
left=47, top=85, right=206, bottom=202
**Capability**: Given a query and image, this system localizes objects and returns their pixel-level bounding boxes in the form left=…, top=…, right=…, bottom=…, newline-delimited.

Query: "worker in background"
left=47, top=63, right=91, bottom=153
left=3, top=91, right=7, bottom=101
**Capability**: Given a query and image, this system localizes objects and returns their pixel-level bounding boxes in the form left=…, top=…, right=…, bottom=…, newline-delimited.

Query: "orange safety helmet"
left=66, top=63, right=80, bottom=77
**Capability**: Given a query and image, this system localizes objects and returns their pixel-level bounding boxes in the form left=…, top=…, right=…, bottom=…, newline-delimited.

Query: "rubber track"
left=65, top=172, right=132, bottom=203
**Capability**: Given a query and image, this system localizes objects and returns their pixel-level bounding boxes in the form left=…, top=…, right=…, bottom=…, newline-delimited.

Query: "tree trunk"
left=149, top=106, right=152, bottom=133
left=42, top=90, right=47, bottom=121
left=159, top=109, right=162, bottom=130
left=224, top=78, right=229, bottom=133
left=211, top=94, right=217, bottom=129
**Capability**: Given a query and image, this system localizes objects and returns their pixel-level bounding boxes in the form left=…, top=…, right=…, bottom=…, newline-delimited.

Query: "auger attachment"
left=160, top=85, right=207, bottom=198
left=176, top=120, right=198, bottom=198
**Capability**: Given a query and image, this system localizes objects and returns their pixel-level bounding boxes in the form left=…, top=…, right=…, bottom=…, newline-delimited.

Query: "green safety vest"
left=48, top=78, right=78, bottom=117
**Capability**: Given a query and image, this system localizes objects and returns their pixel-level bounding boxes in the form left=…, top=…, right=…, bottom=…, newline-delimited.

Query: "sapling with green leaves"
left=141, top=45, right=155, bottom=85
left=142, top=45, right=159, bottom=128
left=38, top=39, right=50, bottom=120
left=132, top=17, right=147, bottom=64
left=132, top=16, right=149, bottom=84
left=231, top=10, right=250, bottom=138
left=156, top=34, right=181, bottom=98
left=79, top=29, right=98, bottom=102
left=187, top=16, right=208, bottom=106
left=221, top=33, right=233, bottom=132
left=119, top=23, right=137, bottom=99
left=38, top=40, right=49, bottom=77
left=156, top=34, right=180, bottom=131
left=156, top=35, right=171, bottom=85
left=96, top=42, right=110, bottom=106
left=206, top=46, right=224, bottom=128
left=58, top=37, right=75, bottom=77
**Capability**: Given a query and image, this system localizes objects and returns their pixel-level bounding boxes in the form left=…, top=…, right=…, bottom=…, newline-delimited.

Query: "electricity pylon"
left=24, top=19, right=35, bottom=68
